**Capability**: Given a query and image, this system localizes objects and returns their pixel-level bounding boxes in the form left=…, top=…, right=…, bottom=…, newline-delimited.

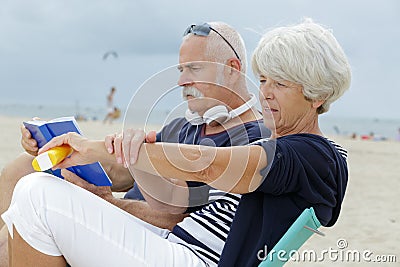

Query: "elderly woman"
left=119, top=18, right=351, bottom=266
left=2, top=19, right=351, bottom=267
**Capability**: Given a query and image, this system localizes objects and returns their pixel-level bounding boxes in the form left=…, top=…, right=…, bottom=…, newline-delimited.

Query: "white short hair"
left=252, top=18, right=351, bottom=114
left=184, top=22, right=247, bottom=73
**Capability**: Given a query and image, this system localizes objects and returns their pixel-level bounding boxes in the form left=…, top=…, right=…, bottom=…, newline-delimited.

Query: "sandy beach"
left=291, top=136, right=400, bottom=266
left=0, top=115, right=399, bottom=266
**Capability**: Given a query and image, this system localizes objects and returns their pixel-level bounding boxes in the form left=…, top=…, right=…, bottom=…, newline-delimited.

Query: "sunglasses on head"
left=183, top=23, right=241, bottom=62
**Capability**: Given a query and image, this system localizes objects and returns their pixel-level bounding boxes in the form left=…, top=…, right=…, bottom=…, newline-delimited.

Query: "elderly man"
left=0, top=22, right=269, bottom=267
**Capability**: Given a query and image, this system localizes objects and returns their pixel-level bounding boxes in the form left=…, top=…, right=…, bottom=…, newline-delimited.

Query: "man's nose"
left=178, top=70, right=193, bottom=86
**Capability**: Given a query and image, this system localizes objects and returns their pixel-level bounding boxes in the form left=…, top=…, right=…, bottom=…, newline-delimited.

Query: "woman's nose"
left=259, top=79, right=274, bottom=99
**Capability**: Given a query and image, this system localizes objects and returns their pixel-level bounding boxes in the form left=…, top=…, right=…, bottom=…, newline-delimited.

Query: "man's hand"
left=20, top=117, right=44, bottom=156
left=61, top=169, right=113, bottom=201
left=20, top=125, right=39, bottom=156
left=105, top=129, right=156, bottom=167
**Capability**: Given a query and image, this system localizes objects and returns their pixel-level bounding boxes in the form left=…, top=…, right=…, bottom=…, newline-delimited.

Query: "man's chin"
left=187, top=100, right=204, bottom=112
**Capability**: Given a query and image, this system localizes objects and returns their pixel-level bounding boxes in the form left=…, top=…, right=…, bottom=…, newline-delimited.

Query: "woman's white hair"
left=252, top=18, right=351, bottom=114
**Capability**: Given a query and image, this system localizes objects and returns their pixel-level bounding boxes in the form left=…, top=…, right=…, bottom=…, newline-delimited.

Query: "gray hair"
left=184, top=22, right=247, bottom=73
left=251, top=18, right=351, bottom=114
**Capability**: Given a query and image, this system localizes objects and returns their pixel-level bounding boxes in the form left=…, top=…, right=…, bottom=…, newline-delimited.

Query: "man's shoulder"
left=157, top=117, right=188, bottom=142
left=161, top=117, right=188, bottom=130
left=228, top=120, right=270, bottom=145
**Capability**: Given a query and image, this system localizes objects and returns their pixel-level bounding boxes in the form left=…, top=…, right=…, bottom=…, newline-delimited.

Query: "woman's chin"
left=262, top=116, right=275, bottom=130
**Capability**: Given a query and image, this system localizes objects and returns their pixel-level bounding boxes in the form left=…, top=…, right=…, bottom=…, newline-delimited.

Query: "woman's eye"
left=259, top=79, right=266, bottom=84
left=277, top=82, right=288, bottom=88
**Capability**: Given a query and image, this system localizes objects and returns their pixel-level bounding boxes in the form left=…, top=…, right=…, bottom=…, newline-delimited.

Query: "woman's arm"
left=39, top=133, right=135, bottom=191
left=41, top=132, right=190, bottom=213
left=133, top=143, right=268, bottom=194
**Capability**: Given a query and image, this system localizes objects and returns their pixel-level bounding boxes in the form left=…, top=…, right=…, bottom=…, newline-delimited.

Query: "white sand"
left=0, top=115, right=399, bottom=266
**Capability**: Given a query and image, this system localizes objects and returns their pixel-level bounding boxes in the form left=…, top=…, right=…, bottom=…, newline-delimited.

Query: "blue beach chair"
left=258, top=207, right=325, bottom=267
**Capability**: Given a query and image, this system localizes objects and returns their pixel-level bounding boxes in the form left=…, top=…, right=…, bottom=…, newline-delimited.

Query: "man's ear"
left=224, top=58, right=241, bottom=85
left=227, top=58, right=241, bottom=73
left=222, top=58, right=242, bottom=88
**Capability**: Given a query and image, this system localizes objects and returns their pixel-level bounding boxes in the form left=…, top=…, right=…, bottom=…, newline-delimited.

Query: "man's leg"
left=0, top=153, right=35, bottom=229
left=3, top=173, right=207, bottom=267
left=0, top=153, right=35, bottom=267
left=9, top=226, right=66, bottom=267
left=0, top=226, right=8, bottom=267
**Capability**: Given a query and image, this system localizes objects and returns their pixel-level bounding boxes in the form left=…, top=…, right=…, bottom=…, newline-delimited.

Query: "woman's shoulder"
left=251, top=134, right=347, bottom=160
left=281, top=134, right=348, bottom=160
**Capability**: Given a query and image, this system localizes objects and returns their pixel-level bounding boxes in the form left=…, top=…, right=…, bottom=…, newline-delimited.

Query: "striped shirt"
left=326, top=137, right=348, bottom=159
left=169, top=189, right=241, bottom=266
left=149, top=118, right=268, bottom=266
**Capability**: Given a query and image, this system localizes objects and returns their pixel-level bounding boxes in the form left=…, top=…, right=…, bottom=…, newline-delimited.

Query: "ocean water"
left=1, top=103, right=399, bottom=140
left=0, top=103, right=106, bottom=122
left=319, top=115, right=400, bottom=140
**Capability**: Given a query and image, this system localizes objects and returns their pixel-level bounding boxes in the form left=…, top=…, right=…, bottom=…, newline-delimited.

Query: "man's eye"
left=259, top=79, right=266, bottom=84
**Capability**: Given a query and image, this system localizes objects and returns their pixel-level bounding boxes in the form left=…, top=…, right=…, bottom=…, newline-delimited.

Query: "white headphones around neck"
left=185, top=93, right=257, bottom=125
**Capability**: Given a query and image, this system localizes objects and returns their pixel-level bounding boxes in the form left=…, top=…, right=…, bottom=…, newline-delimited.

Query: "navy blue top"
left=124, top=117, right=270, bottom=207
left=218, top=134, right=348, bottom=267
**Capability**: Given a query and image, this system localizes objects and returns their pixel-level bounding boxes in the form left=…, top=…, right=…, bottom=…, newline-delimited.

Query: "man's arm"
left=100, top=161, right=134, bottom=192
left=132, top=169, right=188, bottom=214
left=108, top=198, right=187, bottom=231
left=61, top=169, right=187, bottom=231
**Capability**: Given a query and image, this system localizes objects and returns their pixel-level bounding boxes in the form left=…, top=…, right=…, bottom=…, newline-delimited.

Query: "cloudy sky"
left=1, top=0, right=399, bottom=119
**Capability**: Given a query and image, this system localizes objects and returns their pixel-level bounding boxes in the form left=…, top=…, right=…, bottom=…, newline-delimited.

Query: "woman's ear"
left=312, top=100, right=325, bottom=109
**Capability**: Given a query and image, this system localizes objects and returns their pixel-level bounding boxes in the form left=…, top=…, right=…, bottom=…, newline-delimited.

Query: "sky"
left=1, top=0, right=399, bottom=120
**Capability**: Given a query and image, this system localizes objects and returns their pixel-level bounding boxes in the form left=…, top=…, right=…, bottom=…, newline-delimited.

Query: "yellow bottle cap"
left=32, top=145, right=73, bottom=171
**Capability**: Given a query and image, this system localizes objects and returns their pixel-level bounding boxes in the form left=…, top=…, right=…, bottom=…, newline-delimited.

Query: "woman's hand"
left=39, top=132, right=97, bottom=169
left=105, top=129, right=156, bottom=167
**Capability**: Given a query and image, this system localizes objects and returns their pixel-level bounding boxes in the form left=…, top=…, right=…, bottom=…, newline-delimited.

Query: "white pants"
left=1, top=173, right=208, bottom=267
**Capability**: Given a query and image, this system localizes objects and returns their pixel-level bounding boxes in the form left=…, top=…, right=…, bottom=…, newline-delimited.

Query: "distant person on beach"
left=361, top=132, right=387, bottom=141
left=103, top=86, right=120, bottom=124
left=2, top=18, right=350, bottom=266
left=397, top=128, right=400, bottom=141
left=0, top=22, right=268, bottom=267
